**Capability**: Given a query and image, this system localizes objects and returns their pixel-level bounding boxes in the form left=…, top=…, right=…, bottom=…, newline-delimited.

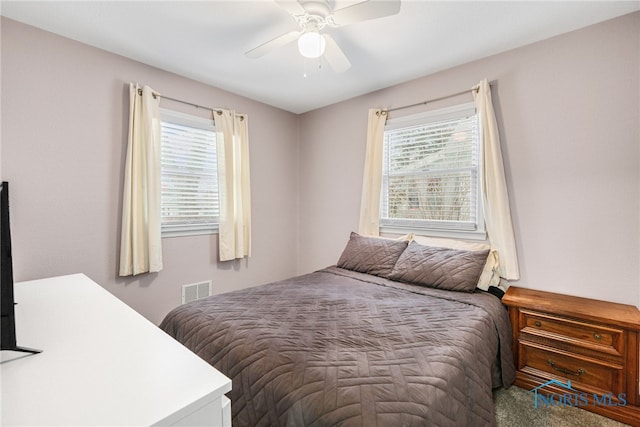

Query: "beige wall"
left=297, top=12, right=640, bottom=308
left=1, top=18, right=300, bottom=324
left=2, top=12, right=639, bottom=322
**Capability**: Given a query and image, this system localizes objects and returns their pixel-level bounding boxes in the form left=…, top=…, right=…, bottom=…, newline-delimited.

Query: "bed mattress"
left=160, top=267, right=515, bottom=426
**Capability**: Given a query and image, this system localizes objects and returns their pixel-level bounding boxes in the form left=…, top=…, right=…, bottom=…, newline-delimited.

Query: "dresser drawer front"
left=521, top=310, right=623, bottom=355
left=519, top=343, right=622, bottom=394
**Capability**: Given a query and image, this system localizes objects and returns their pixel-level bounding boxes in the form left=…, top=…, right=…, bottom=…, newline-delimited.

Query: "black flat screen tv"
left=1, top=181, right=41, bottom=354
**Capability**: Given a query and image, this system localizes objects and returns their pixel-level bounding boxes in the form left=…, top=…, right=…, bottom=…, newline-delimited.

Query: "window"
left=160, top=109, right=219, bottom=237
left=380, top=103, right=485, bottom=239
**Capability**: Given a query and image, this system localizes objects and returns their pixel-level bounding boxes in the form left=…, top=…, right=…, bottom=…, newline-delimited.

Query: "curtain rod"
left=136, top=87, right=224, bottom=116
left=386, top=81, right=494, bottom=114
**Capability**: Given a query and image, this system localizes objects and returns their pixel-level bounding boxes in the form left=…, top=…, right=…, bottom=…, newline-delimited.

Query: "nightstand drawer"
left=521, top=310, right=623, bottom=356
left=520, top=343, right=622, bottom=394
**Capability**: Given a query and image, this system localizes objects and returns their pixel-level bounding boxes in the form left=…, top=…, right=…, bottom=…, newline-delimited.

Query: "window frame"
left=159, top=108, right=219, bottom=238
left=380, top=102, right=486, bottom=240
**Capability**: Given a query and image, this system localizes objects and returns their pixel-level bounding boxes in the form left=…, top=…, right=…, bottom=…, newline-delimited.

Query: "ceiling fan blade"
left=331, top=0, right=401, bottom=26
left=245, top=30, right=300, bottom=58
left=274, top=0, right=306, bottom=16
left=323, top=34, right=351, bottom=73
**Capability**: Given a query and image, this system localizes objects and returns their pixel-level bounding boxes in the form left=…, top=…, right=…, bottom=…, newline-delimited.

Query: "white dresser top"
left=1, top=274, right=231, bottom=426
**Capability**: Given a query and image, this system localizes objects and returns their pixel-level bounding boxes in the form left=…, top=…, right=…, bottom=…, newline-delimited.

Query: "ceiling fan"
left=245, top=0, right=401, bottom=73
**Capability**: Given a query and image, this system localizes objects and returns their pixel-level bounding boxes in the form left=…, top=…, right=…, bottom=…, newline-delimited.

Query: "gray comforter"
left=160, top=267, right=515, bottom=426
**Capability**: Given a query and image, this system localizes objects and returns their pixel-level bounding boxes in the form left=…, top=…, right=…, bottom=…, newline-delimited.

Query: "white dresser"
left=1, top=274, right=231, bottom=426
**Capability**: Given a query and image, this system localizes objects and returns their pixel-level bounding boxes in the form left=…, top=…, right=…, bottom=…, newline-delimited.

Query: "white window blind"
left=160, top=109, right=219, bottom=237
left=381, top=103, right=485, bottom=239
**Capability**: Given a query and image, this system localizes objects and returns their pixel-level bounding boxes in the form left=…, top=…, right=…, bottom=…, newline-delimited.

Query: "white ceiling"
left=2, top=1, right=638, bottom=113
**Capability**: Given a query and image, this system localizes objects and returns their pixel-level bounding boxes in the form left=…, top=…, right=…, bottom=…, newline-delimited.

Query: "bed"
left=160, top=233, right=515, bottom=426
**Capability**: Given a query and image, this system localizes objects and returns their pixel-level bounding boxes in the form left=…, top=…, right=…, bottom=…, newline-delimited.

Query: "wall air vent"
left=182, top=280, right=212, bottom=304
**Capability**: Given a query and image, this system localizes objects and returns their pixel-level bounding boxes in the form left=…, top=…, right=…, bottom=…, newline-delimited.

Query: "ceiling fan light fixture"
left=298, top=31, right=326, bottom=58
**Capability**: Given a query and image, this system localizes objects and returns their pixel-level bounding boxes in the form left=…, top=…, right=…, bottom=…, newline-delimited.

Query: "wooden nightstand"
left=502, top=286, right=640, bottom=426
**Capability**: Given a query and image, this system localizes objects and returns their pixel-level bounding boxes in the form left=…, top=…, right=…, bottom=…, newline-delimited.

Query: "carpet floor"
left=493, top=386, right=629, bottom=427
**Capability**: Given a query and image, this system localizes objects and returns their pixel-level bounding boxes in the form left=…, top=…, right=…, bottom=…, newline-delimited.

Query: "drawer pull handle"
left=534, top=321, right=542, bottom=327
left=593, top=333, right=602, bottom=340
left=547, top=359, right=586, bottom=377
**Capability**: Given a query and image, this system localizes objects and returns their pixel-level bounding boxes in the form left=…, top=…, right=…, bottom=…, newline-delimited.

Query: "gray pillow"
left=337, top=232, right=408, bottom=278
left=388, top=242, right=489, bottom=292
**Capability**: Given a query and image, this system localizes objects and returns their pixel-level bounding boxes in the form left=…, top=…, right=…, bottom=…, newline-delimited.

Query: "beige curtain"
left=119, top=83, right=163, bottom=276
left=473, top=79, right=520, bottom=280
left=214, top=110, right=251, bottom=261
left=358, top=109, right=387, bottom=236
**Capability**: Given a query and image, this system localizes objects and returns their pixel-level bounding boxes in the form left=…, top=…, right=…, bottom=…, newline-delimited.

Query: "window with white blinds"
left=160, top=109, right=219, bottom=237
left=381, top=103, right=485, bottom=239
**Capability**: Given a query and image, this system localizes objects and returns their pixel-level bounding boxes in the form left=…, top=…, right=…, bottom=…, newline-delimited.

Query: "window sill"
left=380, top=226, right=487, bottom=241
left=161, top=228, right=218, bottom=239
